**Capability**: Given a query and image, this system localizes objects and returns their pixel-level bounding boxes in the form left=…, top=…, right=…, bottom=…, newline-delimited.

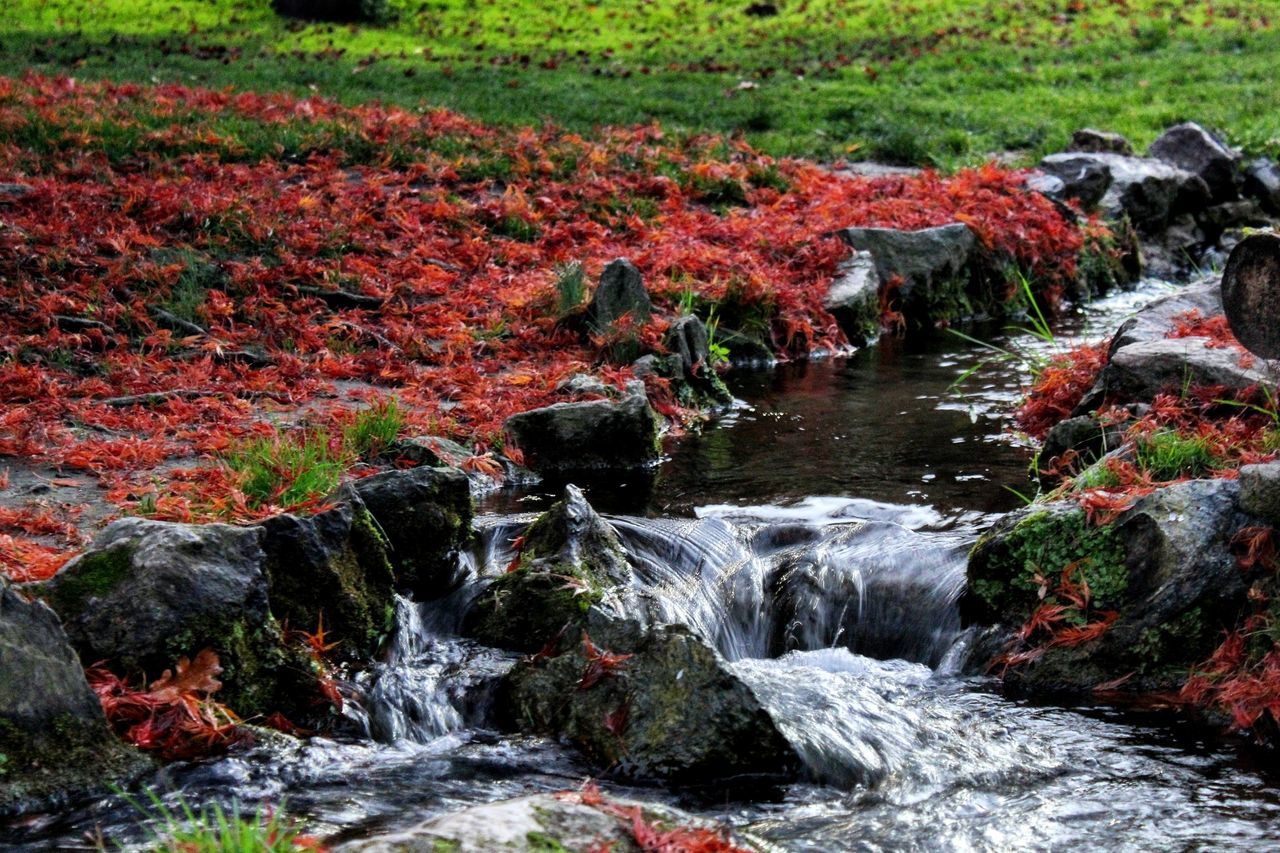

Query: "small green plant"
left=119, top=787, right=316, bottom=852
left=343, top=398, right=405, bottom=459
left=704, top=310, right=730, bottom=366
left=1133, top=430, right=1222, bottom=481
left=554, top=262, right=587, bottom=317
left=223, top=429, right=346, bottom=510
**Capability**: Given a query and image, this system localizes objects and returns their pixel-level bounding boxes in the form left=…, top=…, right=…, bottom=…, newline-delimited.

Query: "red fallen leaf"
left=1232, top=525, right=1279, bottom=573
left=578, top=632, right=633, bottom=690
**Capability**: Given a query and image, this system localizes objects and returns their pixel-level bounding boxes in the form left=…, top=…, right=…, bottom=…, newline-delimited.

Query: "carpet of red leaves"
left=0, top=73, right=1093, bottom=579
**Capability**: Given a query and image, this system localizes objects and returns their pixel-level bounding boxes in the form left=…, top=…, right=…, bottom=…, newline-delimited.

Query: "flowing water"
left=8, top=281, right=1280, bottom=851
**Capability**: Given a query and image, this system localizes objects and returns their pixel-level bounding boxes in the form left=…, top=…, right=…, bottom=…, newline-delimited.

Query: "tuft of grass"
left=223, top=429, right=346, bottom=510
left=121, top=787, right=316, bottom=852
left=1133, top=430, right=1222, bottom=482
left=343, top=398, right=405, bottom=459
left=554, top=262, right=587, bottom=317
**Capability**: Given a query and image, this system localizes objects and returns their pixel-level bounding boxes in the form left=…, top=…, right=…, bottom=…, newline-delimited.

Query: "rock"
left=1025, top=172, right=1067, bottom=200
left=1243, top=158, right=1280, bottom=214
left=336, top=792, right=753, bottom=852
left=1238, top=462, right=1280, bottom=526
left=343, top=467, right=474, bottom=599
left=1148, top=122, right=1241, bottom=203
left=837, top=223, right=976, bottom=326
left=1101, top=337, right=1268, bottom=401
left=1106, top=276, right=1222, bottom=355
left=504, top=394, right=661, bottom=473
left=257, top=501, right=397, bottom=660
left=661, top=315, right=734, bottom=406
left=966, top=479, right=1253, bottom=693
left=1221, top=232, right=1280, bottom=359
left=1037, top=415, right=1124, bottom=486
left=1140, top=212, right=1205, bottom=279
left=0, top=579, right=149, bottom=815
left=504, top=621, right=799, bottom=785
left=556, top=373, right=612, bottom=397
left=587, top=258, right=651, bottom=330
left=1196, top=199, right=1270, bottom=238
left=1036, top=155, right=1112, bottom=209
left=823, top=250, right=882, bottom=345
left=1067, top=128, right=1135, bottom=156
left=39, top=519, right=304, bottom=716
left=464, top=485, right=637, bottom=652
left=1040, top=153, right=1209, bottom=231
left=386, top=435, right=472, bottom=469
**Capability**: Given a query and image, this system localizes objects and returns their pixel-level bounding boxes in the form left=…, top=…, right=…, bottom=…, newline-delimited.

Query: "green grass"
left=6, top=0, right=1280, bottom=164
left=120, top=787, right=314, bottom=852
left=1133, top=430, right=1223, bottom=481
left=342, top=397, right=405, bottom=459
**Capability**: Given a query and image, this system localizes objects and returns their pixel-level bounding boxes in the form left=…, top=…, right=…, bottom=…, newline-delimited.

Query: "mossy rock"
left=344, top=466, right=474, bottom=599
left=504, top=395, right=661, bottom=473
left=258, top=500, right=397, bottom=661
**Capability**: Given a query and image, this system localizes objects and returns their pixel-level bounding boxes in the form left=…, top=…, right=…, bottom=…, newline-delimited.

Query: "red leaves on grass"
left=87, top=649, right=242, bottom=760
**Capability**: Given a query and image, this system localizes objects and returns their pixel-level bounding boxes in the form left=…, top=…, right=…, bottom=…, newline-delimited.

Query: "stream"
left=8, top=281, right=1280, bottom=851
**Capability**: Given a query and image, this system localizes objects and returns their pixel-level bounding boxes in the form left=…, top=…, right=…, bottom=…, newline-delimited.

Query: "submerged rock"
left=39, top=519, right=306, bottom=716
left=337, top=792, right=757, bottom=852
left=966, top=480, right=1256, bottom=693
left=344, top=466, right=473, bottom=599
left=1148, top=122, right=1241, bottom=203
left=0, top=578, right=149, bottom=815
left=824, top=249, right=882, bottom=345
left=837, top=223, right=977, bottom=326
left=504, top=393, right=661, bottom=473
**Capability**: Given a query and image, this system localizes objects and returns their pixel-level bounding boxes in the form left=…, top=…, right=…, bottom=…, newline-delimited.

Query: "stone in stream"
left=1147, top=122, right=1242, bottom=203
left=1067, top=128, right=1135, bottom=156
left=965, top=479, right=1256, bottom=694
left=1220, top=232, right=1280, bottom=359
left=823, top=249, right=882, bottom=345
left=587, top=258, right=651, bottom=330
left=659, top=314, right=734, bottom=406
left=0, top=577, right=150, bottom=815
left=836, top=223, right=976, bottom=326
left=503, top=391, right=661, bottom=473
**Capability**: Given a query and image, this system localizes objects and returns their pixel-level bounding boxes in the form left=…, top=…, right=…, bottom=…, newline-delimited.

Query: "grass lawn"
left=5, top=0, right=1280, bottom=165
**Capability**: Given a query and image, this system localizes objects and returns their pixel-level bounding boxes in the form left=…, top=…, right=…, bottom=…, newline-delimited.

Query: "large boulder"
left=0, top=579, right=149, bottom=815
left=343, top=466, right=473, bottom=599
left=1098, top=337, right=1268, bottom=402
left=587, top=258, right=651, bottom=330
left=823, top=249, right=882, bottom=345
left=1040, top=152, right=1209, bottom=231
left=38, top=519, right=306, bottom=716
left=837, top=223, right=977, bottom=326
left=1148, top=122, right=1241, bottom=203
left=504, top=619, right=799, bottom=786
left=504, top=393, right=660, bottom=473
left=337, top=792, right=757, bottom=852
left=463, top=485, right=638, bottom=652
left=965, top=479, right=1255, bottom=693
left=257, top=500, right=397, bottom=661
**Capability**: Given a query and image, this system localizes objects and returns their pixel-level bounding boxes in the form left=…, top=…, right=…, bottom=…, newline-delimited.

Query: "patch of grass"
left=223, top=429, right=346, bottom=510
left=1133, top=430, right=1223, bottom=481
left=554, top=262, right=587, bottom=317
left=343, top=398, right=405, bottom=459
left=122, top=787, right=315, bottom=852
left=5, top=1, right=1279, bottom=165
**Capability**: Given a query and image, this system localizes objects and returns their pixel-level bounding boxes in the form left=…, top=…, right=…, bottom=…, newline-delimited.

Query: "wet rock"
left=1221, top=232, right=1280, bottom=359
left=1041, top=153, right=1209, bottom=231
left=386, top=435, right=471, bottom=468
left=661, top=315, right=733, bottom=406
left=1037, top=415, right=1124, bottom=487
left=504, top=620, right=799, bottom=786
left=504, top=393, right=661, bottom=473
left=464, top=485, right=637, bottom=652
left=1037, top=155, right=1112, bottom=208
left=837, top=223, right=977, bottom=326
left=967, top=480, right=1255, bottom=694
left=1148, top=122, right=1241, bottom=203
left=1238, top=462, right=1280, bottom=526
left=824, top=250, right=882, bottom=345
left=39, top=519, right=304, bottom=716
left=257, top=501, right=397, bottom=660
left=1106, top=276, right=1222, bottom=355
left=344, top=467, right=474, bottom=599
left=587, top=258, right=651, bottom=330
left=1101, top=337, right=1268, bottom=401
left=1067, top=128, right=1135, bottom=156
left=1140, top=213, right=1205, bottom=279
left=337, top=792, right=753, bottom=852
left=1243, top=158, right=1280, bottom=214
left=0, top=578, right=149, bottom=815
